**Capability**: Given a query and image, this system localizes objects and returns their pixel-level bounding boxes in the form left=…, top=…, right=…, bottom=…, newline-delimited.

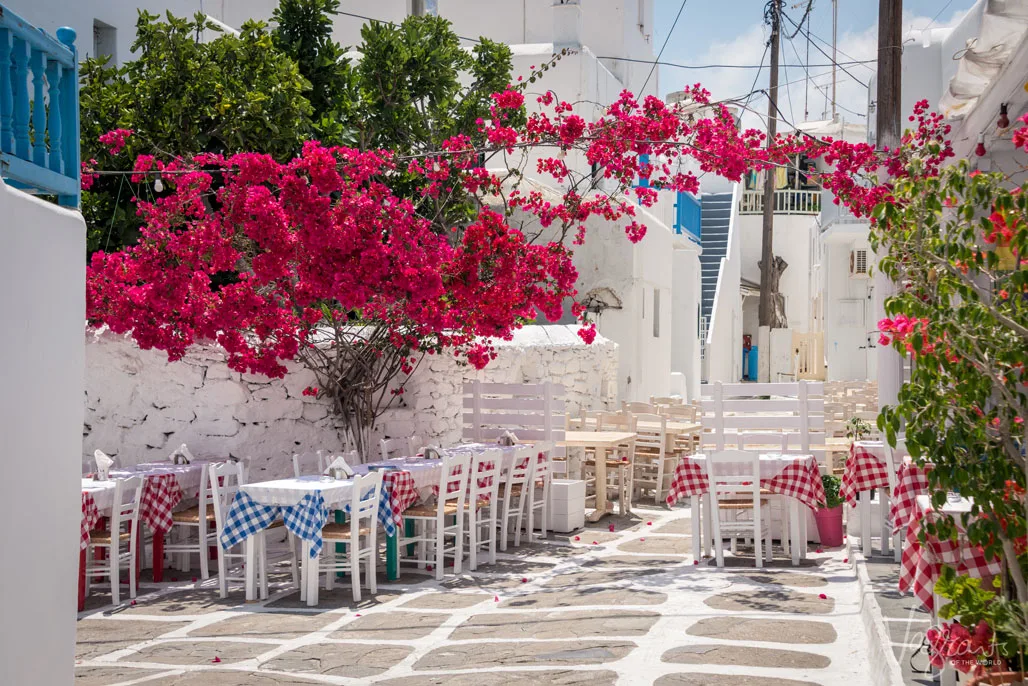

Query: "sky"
left=652, top=0, right=977, bottom=129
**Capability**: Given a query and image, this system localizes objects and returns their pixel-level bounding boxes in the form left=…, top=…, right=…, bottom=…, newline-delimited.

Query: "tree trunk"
left=758, top=255, right=789, bottom=328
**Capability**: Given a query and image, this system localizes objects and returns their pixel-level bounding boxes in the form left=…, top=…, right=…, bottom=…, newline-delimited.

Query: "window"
left=652, top=289, right=661, bottom=337
left=93, top=20, right=117, bottom=63
left=410, top=0, right=437, bottom=16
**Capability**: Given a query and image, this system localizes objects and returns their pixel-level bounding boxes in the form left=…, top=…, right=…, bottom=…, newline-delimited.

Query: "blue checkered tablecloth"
left=219, top=482, right=395, bottom=558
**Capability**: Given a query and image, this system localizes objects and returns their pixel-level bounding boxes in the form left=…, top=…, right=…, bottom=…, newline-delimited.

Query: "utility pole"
left=832, top=0, right=839, bottom=119
left=875, top=0, right=903, bottom=408
left=757, top=0, right=782, bottom=382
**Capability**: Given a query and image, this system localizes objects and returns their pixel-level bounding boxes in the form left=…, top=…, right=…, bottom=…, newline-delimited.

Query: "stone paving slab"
left=75, top=666, right=165, bottom=685
left=705, top=555, right=822, bottom=569
left=582, top=556, right=688, bottom=568
left=704, top=589, right=835, bottom=615
left=413, top=640, right=637, bottom=670
left=738, top=572, right=829, bottom=588
left=120, top=589, right=243, bottom=616
left=655, top=673, right=822, bottom=686
left=331, top=611, right=449, bottom=640
left=451, top=609, right=660, bottom=639
left=267, top=590, right=400, bottom=610
left=543, top=568, right=665, bottom=588
left=77, top=619, right=188, bottom=660
left=440, top=575, right=528, bottom=591
left=662, top=643, right=831, bottom=669
left=399, top=592, right=492, bottom=609
left=617, top=536, right=692, bottom=555
left=261, top=643, right=413, bottom=678
left=687, top=616, right=838, bottom=644
left=500, top=587, right=668, bottom=608
left=149, top=670, right=326, bottom=685
left=189, top=611, right=335, bottom=639
left=652, top=518, right=693, bottom=534
left=375, top=669, right=620, bottom=685
left=123, top=640, right=269, bottom=665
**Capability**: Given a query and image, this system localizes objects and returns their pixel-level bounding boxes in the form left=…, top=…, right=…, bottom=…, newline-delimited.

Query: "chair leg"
left=754, top=515, right=763, bottom=570
left=513, top=496, right=525, bottom=548
left=453, top=514, right=464, bottom=575
left=129, top=526, right=138, bottom=599
left=217, top=544, right=228, bottom=599
left=367, top=529, right=377, bottom=595
left=434, top=517, right=445, bottom=581
left=288, top=533, right=300, bottom=587
left=417, top=520, right=427, bottom=569
left=468, top=512, right=478, bottom=571
left=325, top=546, right=335, bottom=591
left=351, top=534, right=361, bottom=602
left=500, top=500, right=510, bottom=552
left=488, top=508, right=497, bottom=564
left=893, top=530, right=902, bottom=563
left=110, top=545, right=120, bottom=606
left=199, top=521, right=210, bottom=580
left=712, top=515, right=725, bottom=568
left=258, top=533, right=269, bottom=601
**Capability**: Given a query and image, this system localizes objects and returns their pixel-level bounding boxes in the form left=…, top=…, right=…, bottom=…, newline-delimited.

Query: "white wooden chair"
left=499, top=446, right=535, bottom=550
left=736, top=432, right=792, bottom=556
left=380, top=435, right=421, bottom=460
left=583, top=412, right=636, bottom=514
left=631, top=413, right=672, bottom=505
left=525, top=442, right=554, bottom=542
left=400, top=452, right=471, bottom=580
left=320, top=470, right=383, bottom=601
left=622, top=401, right=658, bottom=414
left=465, top=448, right=502, bottom=569
left=292, top=450, right=327, bottom=478
left=85, top=476, right=143, bottom=606
left=704, top=450, right=773, bottom=568
left=164, top=462, right=216, bottom=579
left=881, top=438, right=906, bottom=562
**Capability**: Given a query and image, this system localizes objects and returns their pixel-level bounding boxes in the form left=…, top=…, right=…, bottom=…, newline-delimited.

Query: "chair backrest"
left=660, top=403, right=699, bottom=422
left=700, top=380, right=825, bottom=463
left=470, top=448, right=503, bottom=505
left=506, top=445, right=536, bottom=492
left=111, top=476, right=144, bottom=534
left=380, top=436, right=420, bottom=461
left=463, top=381, right=566, bottom=456
left=650, top=395, right=684, bottom=406
left=882, top=437, right=906, bottom=491
left=736, top=432, right=789, bottom=453
left=209, top=461, right=245, bottom=535
left=292, top=450, right=326, bottom=478
left=634, top=413, right=667, bottom=459
left=350, top=470, right=383, bottom=522
left=596, top=411, right=637, bottom=432
left=438, top=451, right=472, bottom=508
left=703, top=450, right=762, bottom=508
left=623, top=401, right=658, bottom=414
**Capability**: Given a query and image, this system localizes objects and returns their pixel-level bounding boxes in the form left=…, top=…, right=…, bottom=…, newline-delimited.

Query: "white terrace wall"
left=84, top=325, right=617, bottom=479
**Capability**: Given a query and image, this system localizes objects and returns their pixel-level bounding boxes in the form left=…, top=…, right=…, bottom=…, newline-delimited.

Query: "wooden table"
left=561, top=430, right=637, bottom=522
left=575, top=420, right=702, bottom=451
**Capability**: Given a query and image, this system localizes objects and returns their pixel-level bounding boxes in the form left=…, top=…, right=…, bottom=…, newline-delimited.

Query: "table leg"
left=799, top=508, right=808, bottom=560
left=305, top=545, right=320, bottom=607
left=94, top=516, right=107, bottom=582
left=587, top=446, right=610, bottom=522
left=245, top=536, right=256, bottom=602
left=880, top=489, right=891, bottom=557
left=387, top=528, right=399, bottom=581
left=860, top=490, right=872, bottom=557
left=77, top=548, right=87, bottom=612
left=152, top=531, right=165, bottom=582
left=335, top=510, right=346, bottom=579
left=702, top=494, right=712, bottom=559
left=790, top=499, right=801, bottom=566
left=135, top=523, right=143, bottom=579
left=405, top=518, right=416, bottom=557
left=691, top=496, right=701, bottom=562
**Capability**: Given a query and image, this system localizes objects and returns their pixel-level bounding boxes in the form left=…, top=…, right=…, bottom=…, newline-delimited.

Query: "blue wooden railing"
left=0, top=5, right=79, bottom=207
left=675, top=191, right=701, bottom=242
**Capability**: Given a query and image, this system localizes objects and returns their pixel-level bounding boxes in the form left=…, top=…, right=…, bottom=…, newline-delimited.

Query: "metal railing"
left=0, top=5, right=79, bottom=206
left=739, top=189, right=820, bottom=215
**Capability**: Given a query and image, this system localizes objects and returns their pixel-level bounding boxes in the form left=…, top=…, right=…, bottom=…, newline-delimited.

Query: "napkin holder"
left=170, top=443, right=193, bottom=465
left=94, top=449, right=114, bottom=481
left=423, top=446, right=442, bottom=460
left=324, top=455, right=355, bottom=480
left=497, top=431, right=518, bottom=447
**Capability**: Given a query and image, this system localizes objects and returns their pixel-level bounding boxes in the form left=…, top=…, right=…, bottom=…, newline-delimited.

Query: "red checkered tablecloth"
left=841, top=442, right=891, bottom=506
left=80, top=492, right=99, bottom=550
left=889, top=463, right=931, bottom=533
left=898, top=504, right=1001, bottom=613
left=665, top=454, right=826, bottom=511
left=139, top=473, right=183, bottom=534
left=383, top=469, right=418, bottom=527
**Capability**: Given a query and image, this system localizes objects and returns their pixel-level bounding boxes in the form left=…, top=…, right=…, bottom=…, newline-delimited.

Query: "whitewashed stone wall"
left=84, top=325, right=618, bottom=480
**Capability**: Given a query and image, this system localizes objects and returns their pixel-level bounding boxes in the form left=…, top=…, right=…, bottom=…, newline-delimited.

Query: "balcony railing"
left=0, top=5, right=79, bottom=207
left=739, top=189, right=820, bottom=215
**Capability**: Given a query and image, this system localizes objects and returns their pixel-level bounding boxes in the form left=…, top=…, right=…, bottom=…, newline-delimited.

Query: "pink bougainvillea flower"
left=212, top=656, right=221, bottom=664
left=608, top=523, right=615, bottom=532
left=818, top=593, right=827, bottom=600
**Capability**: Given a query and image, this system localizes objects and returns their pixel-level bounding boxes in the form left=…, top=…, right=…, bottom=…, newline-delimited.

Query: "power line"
left=920, top=0, right=957, bottom=33
left=639, top=0, right=689, bottom=95
left=596, top=55, right=875, bottom=70
left=782, top=11, right=868, bottom=88
left=788, top=12, right=876, bottom=74
left=336, top=10, right=482, bottom=44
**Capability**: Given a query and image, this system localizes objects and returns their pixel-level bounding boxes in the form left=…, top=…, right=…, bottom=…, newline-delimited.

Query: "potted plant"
left=846, top=417, right=872, bottom=442
left=814, top=473, right=845, bottom=547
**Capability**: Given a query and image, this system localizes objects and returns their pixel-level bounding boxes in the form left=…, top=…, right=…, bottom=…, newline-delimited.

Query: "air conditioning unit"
left=849, top=249, right=870, bottom=279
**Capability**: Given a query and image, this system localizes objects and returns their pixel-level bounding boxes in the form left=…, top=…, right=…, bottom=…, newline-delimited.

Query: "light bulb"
left=998, top=103, right=1010, bottom=129
left=975, top=134, right=987, bottom=157
left=154, top=176, right=164, bottom=192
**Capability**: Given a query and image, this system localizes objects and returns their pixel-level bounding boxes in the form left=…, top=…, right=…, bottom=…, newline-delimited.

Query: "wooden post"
left=758, top=0, right=783, bottom=381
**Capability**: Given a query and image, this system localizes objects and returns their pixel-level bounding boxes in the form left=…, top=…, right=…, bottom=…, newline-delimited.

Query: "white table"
left=239, top=475, right=357, bottom=605
left=357, top=444, right=522, bottom=498
left=82, top=461, right=213, bottom=515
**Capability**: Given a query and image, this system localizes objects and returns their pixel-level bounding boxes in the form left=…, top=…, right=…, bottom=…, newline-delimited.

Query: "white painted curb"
left=853, top=542, right=906, bottom=686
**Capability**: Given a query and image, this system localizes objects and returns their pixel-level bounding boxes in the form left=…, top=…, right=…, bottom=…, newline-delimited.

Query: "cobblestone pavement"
left=76, top=506, right=872, bottom=685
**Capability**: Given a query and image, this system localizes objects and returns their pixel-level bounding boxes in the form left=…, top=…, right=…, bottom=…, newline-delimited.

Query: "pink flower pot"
left=814, top=505, right=844, bottom=548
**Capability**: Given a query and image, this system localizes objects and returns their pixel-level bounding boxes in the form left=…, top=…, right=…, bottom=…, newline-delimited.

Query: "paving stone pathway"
left=76, top=506, right=872, bottom=684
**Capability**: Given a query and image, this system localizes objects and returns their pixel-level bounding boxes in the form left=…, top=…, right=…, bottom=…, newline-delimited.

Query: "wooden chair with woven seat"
left=704, top=449, right=773, bottom=568
left=85, top=475, right=144, bottom=606
left=319, top=470, right=383, bottom=601
left=165, top=462, right=217, bottom=579
left=499, top=445, right=535, bottom=550
left=631, top=413, right=671, bottom=505
left=735, top=432, right=792, bottom=557
left=399, top=451, right=471, bottom=580
left=464, top=448, right=502, bottom=569
left=622, top=401, right=659, bottom=414
left=582, top=411, right=636, bottom=515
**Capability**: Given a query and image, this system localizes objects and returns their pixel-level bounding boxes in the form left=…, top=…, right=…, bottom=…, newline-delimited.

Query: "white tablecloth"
left=241, top=475, right=354, bottom=508
left=81, top=479, right=117, bottom=512
left=357, top=443, right=524, bottom=497
left=683, top=453, right=816, bottom=479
